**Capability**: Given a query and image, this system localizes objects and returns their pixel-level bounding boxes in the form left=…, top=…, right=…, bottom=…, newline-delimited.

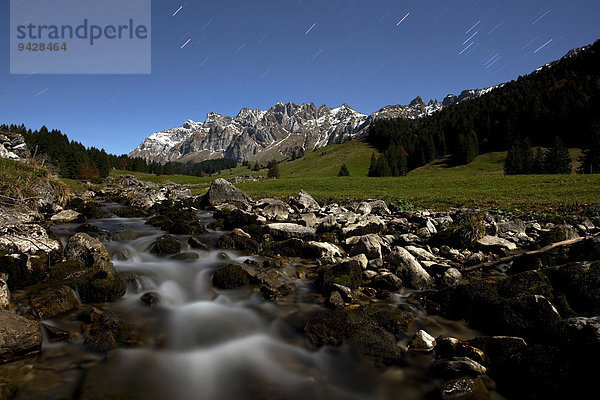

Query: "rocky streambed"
left=0, top=176, right=599, bottom=399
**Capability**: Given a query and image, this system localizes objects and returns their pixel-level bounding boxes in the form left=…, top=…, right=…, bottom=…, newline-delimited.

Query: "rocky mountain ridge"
left=129, top=89, right=493, bottom=163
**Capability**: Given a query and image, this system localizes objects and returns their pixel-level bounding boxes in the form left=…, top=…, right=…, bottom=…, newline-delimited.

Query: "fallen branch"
left=463, top=236, right=589, bottom=272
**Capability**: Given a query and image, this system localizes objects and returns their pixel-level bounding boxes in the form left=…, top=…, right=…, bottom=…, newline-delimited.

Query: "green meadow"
left=110, top=140, right=600, bottom=214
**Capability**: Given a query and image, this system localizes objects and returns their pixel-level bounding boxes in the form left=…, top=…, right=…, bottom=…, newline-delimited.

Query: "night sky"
left=1, top=0, right=599, bottom=154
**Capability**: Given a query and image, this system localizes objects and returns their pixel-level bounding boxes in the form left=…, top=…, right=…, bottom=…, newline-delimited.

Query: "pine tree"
left=532, top=147, right=546, bottom=174
left=162, top=162, right=174, bottom=175
left=504, top=139, right=522, bottom=175
left=338, top=164, right=350, bottom=176
left=578, top=123, right=600, bottom=174
left=544, top=137, right=572, bottom=174
left=368, top=153, right=377, bottom=177
left=520, top=138, right=534, bottom=174
left=267, top=160, right=280, bottom=179
left=398, top=150, right=408, bottom=176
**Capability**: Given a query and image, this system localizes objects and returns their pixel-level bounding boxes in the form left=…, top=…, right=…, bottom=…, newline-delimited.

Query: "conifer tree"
left=532, top=147, right=546, bottom=174
left=338, top=164, right=350, bottom=176
left=578, top=123, right=600, bottom=174
left=368, top=153, right=377, bottom=177
left=544, top=137, right=572, bottom=174
left=267, top=160, right=280, bottom=179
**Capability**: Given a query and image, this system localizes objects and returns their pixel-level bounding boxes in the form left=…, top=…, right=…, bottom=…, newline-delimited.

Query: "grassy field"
left=279, top=139, right=376, bottom=178
left=236, top=175, right=600, bottom=213
left=109, top=141, right=600, bottom=214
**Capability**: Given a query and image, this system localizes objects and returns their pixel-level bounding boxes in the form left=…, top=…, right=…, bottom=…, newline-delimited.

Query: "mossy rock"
left=146, top=212, right=206, bottom=235
left=49, top=259, right=86, bottom=281
left=216, top=234, right=261, bottom=253
left=497, top=270, right=554, bottom=300
left=30, top=285, right=81, bottom=319
left=546, top=261, right=600, bottom=316
left=316, top=259, right=363, bottom=295
left=68, top=198, right=104, bottom=219
left=284, top=308, right=403, bottom=366
left=76, top=268, right=127, bottom=303
left=261, top=238, right=305, bottom=258
left=368, top=307, right=415, bottom=337
left=149, top=235, right=181, bottom=256
left=114, top=206, right=147, bottom=218
left=212, top=264, right=251, bottom=289
left=430, top=270, right=565, bottom=339
left=213, top=208, right=258, bottom=230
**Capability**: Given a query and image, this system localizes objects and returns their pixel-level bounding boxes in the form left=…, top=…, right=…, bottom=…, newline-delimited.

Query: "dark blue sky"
left=1, top=0, right=599, bottom=154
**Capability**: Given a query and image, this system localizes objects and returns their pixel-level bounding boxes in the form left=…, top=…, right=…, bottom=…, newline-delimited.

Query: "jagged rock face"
left=0, top=133, right=28, bottom=161
left=129, top=89, right=496, bottom=163
left=128, top=120, right=204, bottom=161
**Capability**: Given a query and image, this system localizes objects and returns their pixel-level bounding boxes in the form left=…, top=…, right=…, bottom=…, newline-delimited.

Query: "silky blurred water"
left=40, top=212, right=482, bottom=400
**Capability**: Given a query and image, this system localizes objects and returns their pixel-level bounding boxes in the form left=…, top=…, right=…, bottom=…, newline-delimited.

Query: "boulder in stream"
left=0, top=310, right=43, bottom=363
left=65, top=233, right=126, bottom=303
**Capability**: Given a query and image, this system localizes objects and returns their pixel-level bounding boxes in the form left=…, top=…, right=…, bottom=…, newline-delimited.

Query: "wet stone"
left=141, top=292, right=160, bottom=307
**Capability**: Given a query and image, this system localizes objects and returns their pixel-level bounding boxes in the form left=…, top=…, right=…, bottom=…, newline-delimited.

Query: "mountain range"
left=129, top=89, right=496, bottom=163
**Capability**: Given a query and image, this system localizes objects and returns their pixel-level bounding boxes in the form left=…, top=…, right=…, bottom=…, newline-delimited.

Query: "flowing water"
left=8, top=209, right=483, bottom=400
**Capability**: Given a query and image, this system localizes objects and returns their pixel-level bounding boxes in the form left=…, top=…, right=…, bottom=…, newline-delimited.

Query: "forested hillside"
left=368, top=40, right=600, bottom=176
left=0, top=124, right=238, bottom=181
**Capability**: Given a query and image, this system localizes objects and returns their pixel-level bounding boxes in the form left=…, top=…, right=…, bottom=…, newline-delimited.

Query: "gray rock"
left=416, top=227, right=432, bottom=239
left=262, top=203, right=289, bottom=221
left=355, top=202, right=372, bottom=215
left=440, top=377, right=490, bottom=400
left=50, top=209, right=83, bottom=224
left=0, top=224, right=61, bottom=254
left=64, top=233, right=112, bottom=270
left=141, top=292, right=161, bottom=306
left=332, top=284, right=353, bottom=302
left=267, top=223, right=316, bottom=240
left=477, top=235, right=517, bottom=252
left=405, top=245, right=436, bottom=261
left=442, top=268, right=463, bottom=287
left=543, top=224, right=579, bottom=244
left=398, top=233, right=421, bottom=244
left=431, top=357, right=487, bottom=379
left=342, top=215, right=385, bottom=237
left=497, top=219, right=526, bottom=236
left=565, top=316, right=600, bottom=344
left=368, top=200, right=390, bottom=215
left=425, top=218, right=437, bottom=234
left=371, top=273, right=403, bottom=292
left=363, top=270, right=378, bottom=279
left=0, top=310, right=43, bottom=363
left=411, top=329, right=436, bottom=351
left=388, top=246, right=433, bottom=289
left=318, top=214, right=338, bottom=231
left=368, top=258, right=384, bottom=270
left=350, top=234, right=388, bottom=260
left=349, top=254, right=369, bottom=270
left=298, top=213, right=318, bottom=228
left=582, top=219, right=596, bottom=231
left=289, top=190, right=320, bottom=213
left=306, top=241, right=343, bottom=259
left=201, top=178, right=252, bottom=209
left=0, top=278, right=9, bottom=310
